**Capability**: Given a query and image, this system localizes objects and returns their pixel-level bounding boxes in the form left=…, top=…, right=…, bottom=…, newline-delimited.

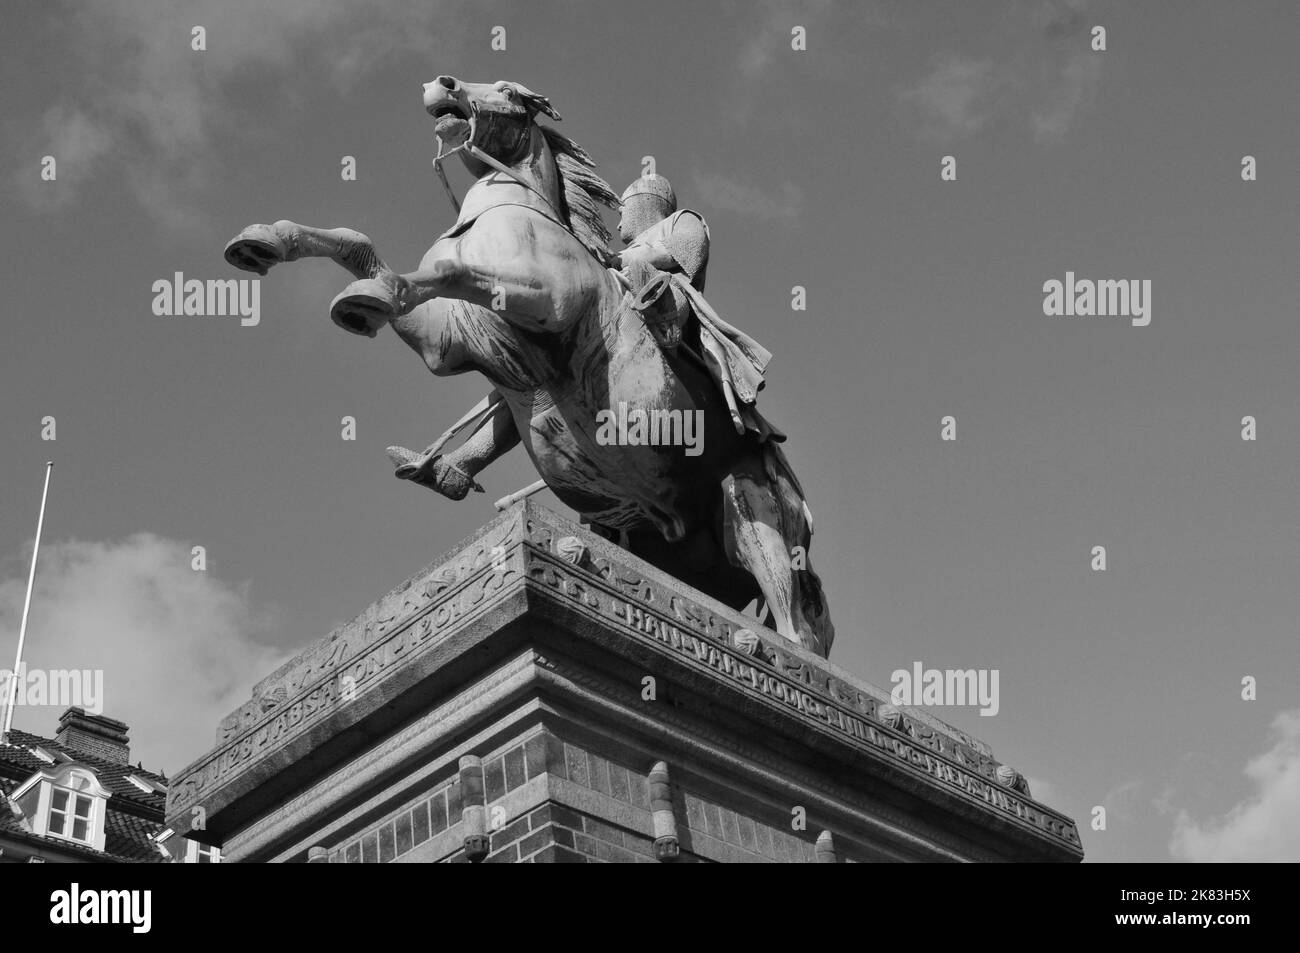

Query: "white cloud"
left=1024, top=774, right=1062, bottom=808
left=12, top=107, right=114, bottom=211
left=898, top=55, right=1004, bottom=141
left=736, top=0, right=838, bottom=79
left=0, top=533, right=289, bottom=775
left=691, top=171, right=804, bottom=222
left=897, top=2, right=1105, bottom=145
left=1031, top=52, right=1104, bottom=143
left=11, top=0, right=469, bottom=226
left=728, top=1, right=890, bottom=129
left=1170, top=711, right=1300, bottom=862
left=1102, top=777, right=1145, bottom=823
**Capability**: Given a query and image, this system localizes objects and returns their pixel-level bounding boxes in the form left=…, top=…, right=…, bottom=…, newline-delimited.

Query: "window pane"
left=49, top=809, right=67, bottom=835
left=51, top=789, right=68, bottom=811
left=189, top=843, right=220, bottom=864
left=72, top=817, right=89, bottom=841
left=73, top=795, right=92, bottom=820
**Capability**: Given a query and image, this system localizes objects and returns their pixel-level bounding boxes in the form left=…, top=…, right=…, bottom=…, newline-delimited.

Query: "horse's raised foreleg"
left=329, top=257, right=514, bottom=337
left=327, top=213, right=609, bottom=338
left=225, top=221, right=407, bottom=337
left=225, top=221, right=397, bottom=283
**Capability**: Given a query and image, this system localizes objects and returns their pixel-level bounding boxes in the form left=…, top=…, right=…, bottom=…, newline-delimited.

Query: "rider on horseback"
left=223, top=75, right=834, bottom=657
left=388, top=172, right=783, bottom=499
left=612, top=173, right=708, bottom=291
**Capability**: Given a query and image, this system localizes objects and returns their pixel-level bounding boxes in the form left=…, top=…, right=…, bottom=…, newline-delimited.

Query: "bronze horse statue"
left=223, top=76, right=835, bottom=657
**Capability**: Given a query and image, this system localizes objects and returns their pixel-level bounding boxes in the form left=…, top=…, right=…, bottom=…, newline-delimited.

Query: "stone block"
left=164, top=502, right=1081, bottom=863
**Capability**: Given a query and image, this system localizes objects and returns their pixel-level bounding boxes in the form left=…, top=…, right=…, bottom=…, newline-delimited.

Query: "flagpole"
left=1, top=462, right=53, bottom=746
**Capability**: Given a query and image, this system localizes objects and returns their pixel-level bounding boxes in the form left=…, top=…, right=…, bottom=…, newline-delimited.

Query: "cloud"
left=736, top=0, right=838, bottom=79
left=1152, top=781, right=1178, bottom=816
left=1024, top=774, right=1062, bottom=808
left=896, top=1, right=1105, bottom=145
left=1043, top=10, right=1088, bottom=42
left=691, top=171, right=804, bottom=222
left=728, top=1, right=889, bottom=128
left=1169, top=711, right=1300, bottom=862
left=0, top=533, right=290, bottom=774
left=1102, top=777, right=1145, bottom=823
left=12, top=107, right=114, bottom=211
left=9, top=0, right=469, bottom=227
left=1031, top=52, right=1104, bottom=143
left=897, top=55, right=1005, bottom=140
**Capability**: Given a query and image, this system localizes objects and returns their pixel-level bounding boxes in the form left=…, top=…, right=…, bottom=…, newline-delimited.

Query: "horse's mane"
left=539, top=125, right=620, bottom=263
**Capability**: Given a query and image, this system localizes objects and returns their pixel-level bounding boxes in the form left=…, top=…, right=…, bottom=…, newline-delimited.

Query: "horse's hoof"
left=387, top=445, right=422, bottom=473
left=387, top=445, right=431, bottom=482
left=224, top=225, right=286, bottom=275
left=329, top=279, right=397, bottom=338
left=386, top=446, right=479, bottom=500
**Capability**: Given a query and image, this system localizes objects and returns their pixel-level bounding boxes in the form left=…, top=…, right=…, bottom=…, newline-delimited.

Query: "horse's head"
left=423, top=76, right=560, bottom=165
left=423, top=75, right=618, bottom=263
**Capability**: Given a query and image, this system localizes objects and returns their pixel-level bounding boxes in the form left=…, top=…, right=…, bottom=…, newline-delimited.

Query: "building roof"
left=0, top=726, right=169, bottom=863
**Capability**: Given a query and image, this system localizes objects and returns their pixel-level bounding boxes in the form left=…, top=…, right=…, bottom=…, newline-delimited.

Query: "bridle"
left=432, top=101, right=569, bottom=228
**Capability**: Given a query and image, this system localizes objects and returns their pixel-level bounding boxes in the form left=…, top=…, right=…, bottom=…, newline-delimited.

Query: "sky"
left=1, top=0, right=1298, bottom=863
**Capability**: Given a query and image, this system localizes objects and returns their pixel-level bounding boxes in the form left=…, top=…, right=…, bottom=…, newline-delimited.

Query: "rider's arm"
left=618, top=211, right=709, bottom=280
left=663, top=211, right=709, bottom=284
left=617, top=239, right=678, bottom=272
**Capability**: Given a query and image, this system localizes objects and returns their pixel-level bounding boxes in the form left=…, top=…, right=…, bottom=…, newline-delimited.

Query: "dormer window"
left=48, top=786, right=96, bottom=843
left=10, top=763, right=111, bottom=853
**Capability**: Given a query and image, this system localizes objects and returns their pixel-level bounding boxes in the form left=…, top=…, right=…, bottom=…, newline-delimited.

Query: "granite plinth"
left=165, top=501, right=1083, bottom=863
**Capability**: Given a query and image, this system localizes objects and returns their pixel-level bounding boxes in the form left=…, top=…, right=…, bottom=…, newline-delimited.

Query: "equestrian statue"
left=222, top=76, right=835, bottom=657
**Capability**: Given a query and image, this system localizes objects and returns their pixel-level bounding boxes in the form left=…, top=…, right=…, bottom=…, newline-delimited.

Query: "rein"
left=433, top=105, right=571, bottom=231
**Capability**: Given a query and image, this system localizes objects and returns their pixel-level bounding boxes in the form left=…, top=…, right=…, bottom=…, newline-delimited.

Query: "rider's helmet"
left=620, top=174, right=677, bottom=214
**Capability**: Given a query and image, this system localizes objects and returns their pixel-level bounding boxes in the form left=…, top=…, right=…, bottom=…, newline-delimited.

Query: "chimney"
left=56, top=708, right=131, bottom=764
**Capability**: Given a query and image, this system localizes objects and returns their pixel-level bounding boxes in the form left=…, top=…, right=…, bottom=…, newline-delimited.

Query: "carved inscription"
left=174, top=509, right=1078, bottom=851
left=526, top=550, right=1080, bottom=848
left=171, top=559, right=520, bottom=810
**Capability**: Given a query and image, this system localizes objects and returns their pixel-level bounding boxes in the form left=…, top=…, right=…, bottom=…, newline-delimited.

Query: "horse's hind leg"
left=721, top=462, right=799, bottom=642
left=720, top=453, right=835, bottom=658
left=224, top=221, right=396, bottom=283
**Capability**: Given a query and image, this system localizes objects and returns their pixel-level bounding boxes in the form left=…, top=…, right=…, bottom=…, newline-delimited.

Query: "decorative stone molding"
left=165, top=501, right=1082, bottom=861
left=648, top=761, right=679, bottom=862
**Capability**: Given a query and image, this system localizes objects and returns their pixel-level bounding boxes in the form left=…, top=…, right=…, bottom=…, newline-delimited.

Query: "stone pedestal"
left=165, top=501, right=1083, bottom=863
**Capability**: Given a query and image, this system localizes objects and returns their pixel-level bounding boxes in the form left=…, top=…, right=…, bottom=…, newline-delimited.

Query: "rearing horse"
left=223, top=76, right=835, bottom=657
